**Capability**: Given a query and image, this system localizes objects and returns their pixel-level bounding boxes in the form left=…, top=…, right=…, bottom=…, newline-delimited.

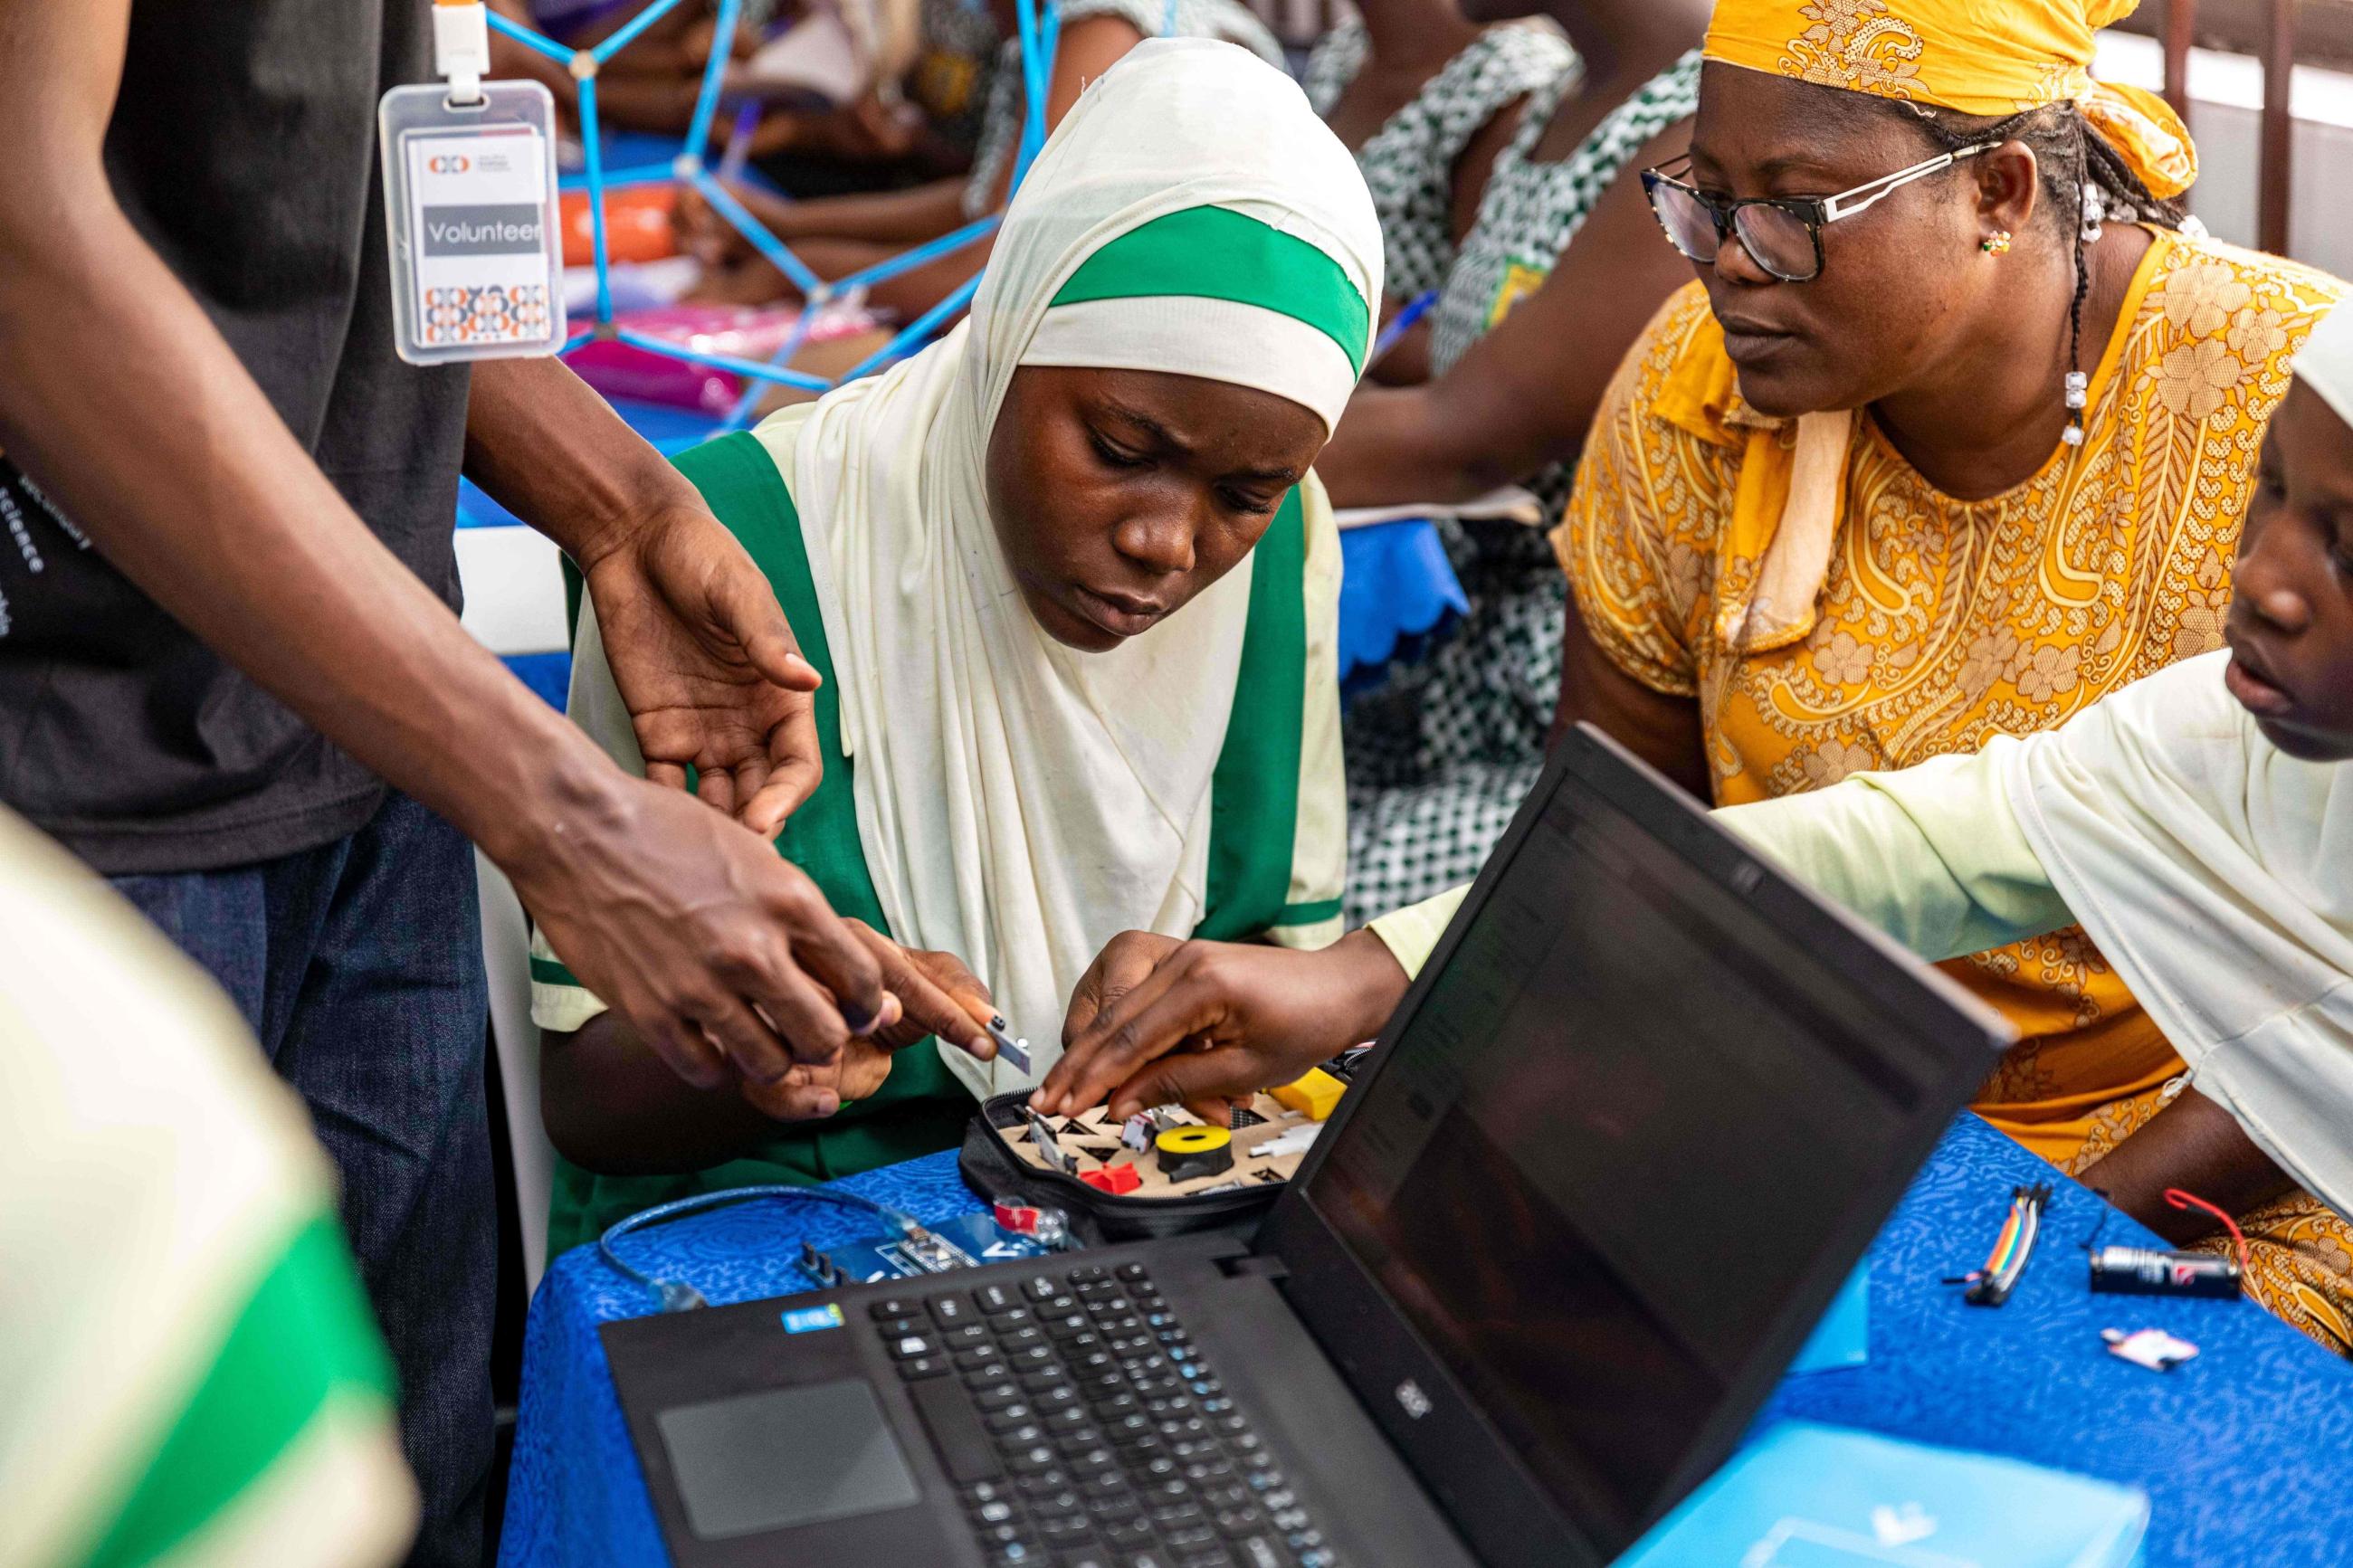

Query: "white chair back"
left=477, top=848, right=556, bottom=1295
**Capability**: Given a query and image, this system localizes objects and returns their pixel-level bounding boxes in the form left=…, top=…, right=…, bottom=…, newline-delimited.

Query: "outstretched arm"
left=464, top=357, right=827, bottom=831
left=1716, top=746, right=2074, bottom=962
left=0, top=0, right=883, bottom=1089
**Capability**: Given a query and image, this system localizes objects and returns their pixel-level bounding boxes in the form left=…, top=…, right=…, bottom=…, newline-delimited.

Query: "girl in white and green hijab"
left=529, top=39, right=1384, bottom=1251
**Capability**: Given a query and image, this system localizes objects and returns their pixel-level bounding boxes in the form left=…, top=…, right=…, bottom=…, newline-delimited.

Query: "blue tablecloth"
left=499, top=1114, right=2353, bottom=1567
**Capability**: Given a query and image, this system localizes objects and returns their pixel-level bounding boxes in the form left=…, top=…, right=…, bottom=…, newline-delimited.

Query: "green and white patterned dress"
left=910, top=0, right=1007, bottom=164
left=1342, top=51, right=1702, bottom=927
left=1301, top=20, right=1577, bottom=304
left=961, top=0, right=1285, bottom=217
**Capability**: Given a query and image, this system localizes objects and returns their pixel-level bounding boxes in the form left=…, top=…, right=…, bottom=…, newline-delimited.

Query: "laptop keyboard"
left=869, top=1260, right=1338, bottom=1568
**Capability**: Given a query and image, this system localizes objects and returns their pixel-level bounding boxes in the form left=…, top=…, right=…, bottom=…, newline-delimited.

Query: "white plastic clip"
left=433, top=0, right=493, bottom=105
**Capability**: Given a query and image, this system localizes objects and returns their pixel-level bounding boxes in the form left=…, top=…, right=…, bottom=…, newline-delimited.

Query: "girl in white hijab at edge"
left=529, top=39, right=1385, bottom=1253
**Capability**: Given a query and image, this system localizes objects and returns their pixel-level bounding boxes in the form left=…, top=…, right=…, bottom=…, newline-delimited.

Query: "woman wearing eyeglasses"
left=1557, top=2, right=2345, bottom=1335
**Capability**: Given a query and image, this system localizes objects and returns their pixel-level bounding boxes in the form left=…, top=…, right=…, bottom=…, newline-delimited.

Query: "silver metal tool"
left=985, top=1013, right=1032, bottom=1075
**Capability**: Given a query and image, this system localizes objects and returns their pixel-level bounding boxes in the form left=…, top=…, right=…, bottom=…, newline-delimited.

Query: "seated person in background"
left=722, top=0, right=1011, bottom=195
left=1036, top=303, right=2353, bottom=1352
left=1300, top=1, right=1574, bottom=385
left=676, top=0, right=1284, bottom=317
left=1318, top=0, right=1706, bottom=930
left=531, top=40, right=1378, bottom=1255
left=1, top=808, right=416, bottom=1567
left=491, top=0, right=977, bottom=195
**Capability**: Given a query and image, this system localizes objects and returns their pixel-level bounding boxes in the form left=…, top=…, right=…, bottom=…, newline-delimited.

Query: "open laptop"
left=601, top=724, right=2013, bottom=1568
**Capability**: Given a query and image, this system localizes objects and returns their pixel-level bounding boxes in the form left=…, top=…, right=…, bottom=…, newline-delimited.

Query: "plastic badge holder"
left=379, top=79, right=567, bottom=365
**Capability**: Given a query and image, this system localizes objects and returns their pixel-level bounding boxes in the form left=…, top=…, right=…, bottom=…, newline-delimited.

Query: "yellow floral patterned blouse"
left=1558, top=228, right=2342, bottom=1166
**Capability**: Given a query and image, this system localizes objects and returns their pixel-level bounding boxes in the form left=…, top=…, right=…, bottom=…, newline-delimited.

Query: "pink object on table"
left=565, top=302, right=877, bottom=413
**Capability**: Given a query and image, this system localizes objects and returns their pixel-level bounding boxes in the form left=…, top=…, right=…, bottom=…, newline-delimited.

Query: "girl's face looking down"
left=986, top=366, right=1328, bottom=652
left=2233, top=381, right=2353, bottom=762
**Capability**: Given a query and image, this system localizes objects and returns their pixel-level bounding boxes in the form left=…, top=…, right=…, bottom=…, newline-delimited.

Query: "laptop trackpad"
left=656, top=1380, right=922, bottom=1540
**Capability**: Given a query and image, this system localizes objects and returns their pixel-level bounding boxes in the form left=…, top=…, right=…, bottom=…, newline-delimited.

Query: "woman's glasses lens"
left=1648, top=178, right=1720, bottom=263
left=1731, top=204, right=1821, bottom=281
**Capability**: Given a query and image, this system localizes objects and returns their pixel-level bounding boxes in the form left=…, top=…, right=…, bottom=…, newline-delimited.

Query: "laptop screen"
left=1297, top=753, right=1979, bottom=1555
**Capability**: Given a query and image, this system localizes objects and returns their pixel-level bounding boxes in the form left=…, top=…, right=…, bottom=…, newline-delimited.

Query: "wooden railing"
left=2154, top=0, right=2299, bottom=252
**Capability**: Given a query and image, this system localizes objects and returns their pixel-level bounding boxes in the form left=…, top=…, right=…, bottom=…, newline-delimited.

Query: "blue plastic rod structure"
left=613, top=328, right=834, bottom=390
left=830, top=214, right=1000, bottom=294
left=521, top=0, right=1053, bottom=405
left=590, top=0, right=691, bottom=64
left=683, top=0, right=748, bottom=158
left=1010, top=0, right=1062, bottom=194
left=685, top=167, right=829, bottom=299
left=719, top=309, right=817, bottom=431
left=483, top=9, right=572, bottom=64
left=576, top=77, right=615, bottom=327
left=841, top=271, right=983, bottom=384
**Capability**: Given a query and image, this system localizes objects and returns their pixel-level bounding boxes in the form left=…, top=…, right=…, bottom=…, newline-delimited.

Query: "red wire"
left=2165, top=1187, right=2252, bottom=1275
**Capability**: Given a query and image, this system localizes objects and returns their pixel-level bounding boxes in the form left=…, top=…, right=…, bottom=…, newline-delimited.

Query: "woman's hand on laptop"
left=1035, top=929, right=1410, bottom=1122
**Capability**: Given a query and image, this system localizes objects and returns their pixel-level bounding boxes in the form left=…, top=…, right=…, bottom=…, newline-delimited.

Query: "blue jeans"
left=111, top=792, right=493, bottom=1568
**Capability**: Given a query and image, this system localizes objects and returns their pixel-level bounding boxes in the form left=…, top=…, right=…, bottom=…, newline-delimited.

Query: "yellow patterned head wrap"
left=1702, top=0, right=2197, bottom=199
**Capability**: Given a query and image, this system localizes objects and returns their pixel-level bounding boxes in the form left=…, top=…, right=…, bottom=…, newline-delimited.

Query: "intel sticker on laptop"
left=781, top=1304, right=845, bottom=1335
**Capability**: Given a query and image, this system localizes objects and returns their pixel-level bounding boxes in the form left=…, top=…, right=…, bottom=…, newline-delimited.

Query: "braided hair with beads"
left=1874, top=97, right=2192, bottom=446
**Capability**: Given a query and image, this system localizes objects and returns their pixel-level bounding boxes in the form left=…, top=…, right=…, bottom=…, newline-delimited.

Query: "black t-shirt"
left=0, top=0, right=472, bottom=874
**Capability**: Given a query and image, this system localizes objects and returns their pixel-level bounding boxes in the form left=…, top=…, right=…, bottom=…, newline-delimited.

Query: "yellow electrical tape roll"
left=1154, top=1125, right=1233, bottom=1155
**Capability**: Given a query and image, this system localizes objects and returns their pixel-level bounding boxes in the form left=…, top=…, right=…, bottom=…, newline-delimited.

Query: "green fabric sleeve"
left=1717, top=746, right=2074, bottom=962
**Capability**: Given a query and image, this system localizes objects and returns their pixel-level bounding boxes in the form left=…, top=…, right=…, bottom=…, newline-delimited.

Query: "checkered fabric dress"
left=1301, top=21, right=1577, bottom=304
left=961, top=0, right=1285, bottom=217
left=1342, top=52, right=1701, bottom=927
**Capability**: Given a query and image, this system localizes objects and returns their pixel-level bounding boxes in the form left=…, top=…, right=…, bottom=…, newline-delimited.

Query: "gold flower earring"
left=1981, top=230, right=2014, bottom=256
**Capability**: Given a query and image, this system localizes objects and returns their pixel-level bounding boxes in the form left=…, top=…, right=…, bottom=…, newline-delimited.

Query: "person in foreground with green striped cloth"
left=528, top=38, right=1385, bottom=1255
left=0, top=804, right=414, bottom=1568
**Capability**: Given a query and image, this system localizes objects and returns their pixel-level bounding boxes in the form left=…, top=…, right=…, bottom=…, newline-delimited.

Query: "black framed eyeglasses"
left=1640, top=144, right=1996, bottom=283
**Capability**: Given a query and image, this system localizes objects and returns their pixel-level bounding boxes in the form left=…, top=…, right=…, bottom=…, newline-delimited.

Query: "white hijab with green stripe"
left=765, top=38, right=1378, bottom=1096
